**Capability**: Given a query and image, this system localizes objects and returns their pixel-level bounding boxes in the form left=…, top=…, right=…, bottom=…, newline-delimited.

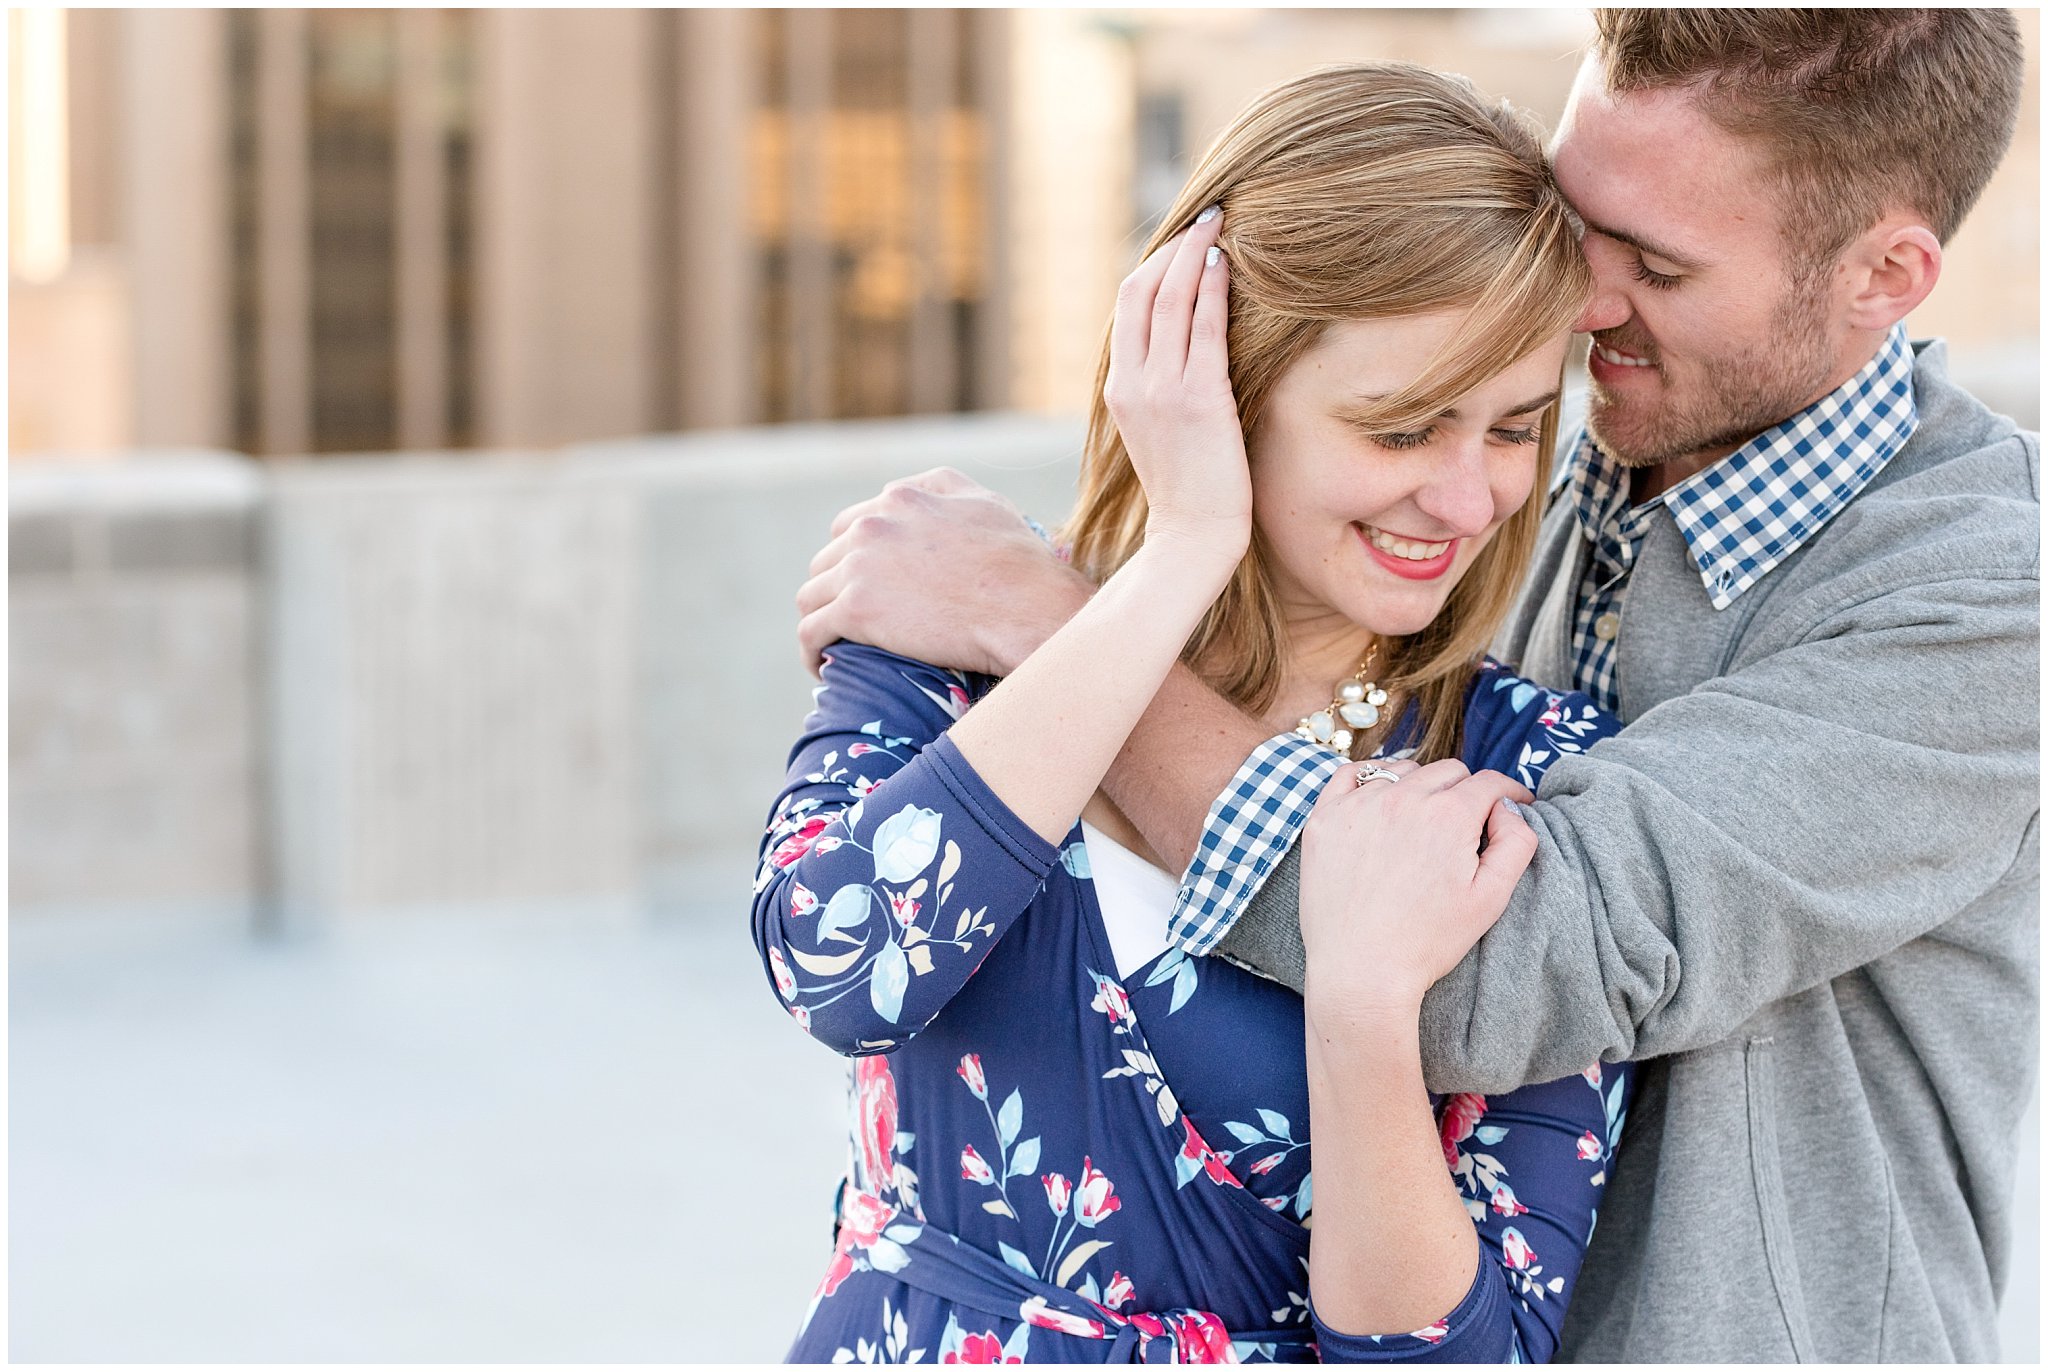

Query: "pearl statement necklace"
left=1295, top=646, right=1389, bottom=757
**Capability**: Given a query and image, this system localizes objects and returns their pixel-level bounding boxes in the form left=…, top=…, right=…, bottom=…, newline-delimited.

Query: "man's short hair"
left=1593, top=9, right=2025, bottom=270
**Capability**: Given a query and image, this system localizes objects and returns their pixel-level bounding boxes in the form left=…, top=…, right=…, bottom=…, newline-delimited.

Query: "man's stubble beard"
left=1585, top=272, right=1839, bottom=470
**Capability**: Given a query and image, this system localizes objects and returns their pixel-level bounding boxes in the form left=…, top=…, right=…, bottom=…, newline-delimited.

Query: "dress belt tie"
left=820, top=1189, right=1318, bottom=1364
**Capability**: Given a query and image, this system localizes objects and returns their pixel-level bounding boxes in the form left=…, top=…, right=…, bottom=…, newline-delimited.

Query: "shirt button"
left=1594, top=612, right=1621, bottom=641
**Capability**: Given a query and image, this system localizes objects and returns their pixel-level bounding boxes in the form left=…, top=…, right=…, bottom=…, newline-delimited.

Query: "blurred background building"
left=9, top=7, right=2039, bottom=456
left=9, top=7, right=2040, bottom=1363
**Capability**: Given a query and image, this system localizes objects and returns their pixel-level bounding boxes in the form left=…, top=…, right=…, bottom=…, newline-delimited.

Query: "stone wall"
left=8, top=416, right=1084, bottom=926
left=262, top=452, right=642, bottom=929
left=591, top=414, right=1083, bottom=912
left=9, top=454, right=263, bottom=916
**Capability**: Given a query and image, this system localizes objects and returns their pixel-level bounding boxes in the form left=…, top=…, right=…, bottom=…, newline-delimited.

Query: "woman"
left=754, top=64, right=1629, bottom=1363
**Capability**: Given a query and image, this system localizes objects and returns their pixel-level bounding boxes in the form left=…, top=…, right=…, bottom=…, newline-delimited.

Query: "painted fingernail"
left=1205, top=245, right=1222, bottom=267
left=1195, top=203, right=1221, bottom=224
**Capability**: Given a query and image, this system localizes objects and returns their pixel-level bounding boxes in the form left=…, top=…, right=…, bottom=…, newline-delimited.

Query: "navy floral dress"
left=753, top=645, right=1630, bottom=1363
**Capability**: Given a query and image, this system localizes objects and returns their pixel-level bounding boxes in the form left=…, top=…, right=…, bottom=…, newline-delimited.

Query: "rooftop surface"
left=12, top=898, right=2040, bottom=1362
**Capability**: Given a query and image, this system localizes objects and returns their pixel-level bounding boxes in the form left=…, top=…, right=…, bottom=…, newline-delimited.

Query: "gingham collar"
left=1558, top=324, right=1919, bottom=610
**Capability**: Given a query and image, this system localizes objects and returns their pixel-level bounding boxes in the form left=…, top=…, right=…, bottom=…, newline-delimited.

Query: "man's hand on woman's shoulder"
left=796, top=467, right=1094, bottom=679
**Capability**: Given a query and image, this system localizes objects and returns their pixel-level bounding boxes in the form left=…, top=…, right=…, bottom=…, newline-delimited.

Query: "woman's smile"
left=1355, top=523, right=1460, bottom=580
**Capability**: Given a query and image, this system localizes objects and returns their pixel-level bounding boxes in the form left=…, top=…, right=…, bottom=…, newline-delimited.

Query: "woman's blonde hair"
left=1060, top=64, right=1591, bottom=763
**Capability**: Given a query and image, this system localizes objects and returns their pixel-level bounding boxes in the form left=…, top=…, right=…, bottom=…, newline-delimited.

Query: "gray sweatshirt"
left=1215, top=341, right=2040, bottom=1361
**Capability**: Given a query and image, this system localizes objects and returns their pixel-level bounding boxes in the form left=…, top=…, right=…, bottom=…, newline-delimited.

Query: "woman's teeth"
left=1596, top=345, right=1654, bottom=368
left=1366, top=527, right=1452, bottom=560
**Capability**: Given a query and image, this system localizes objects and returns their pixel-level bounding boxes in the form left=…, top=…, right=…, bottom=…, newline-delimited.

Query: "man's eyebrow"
left=1338, top=389, right=1561, bottom=421
left=1582, top=218, right=1705, bottom=271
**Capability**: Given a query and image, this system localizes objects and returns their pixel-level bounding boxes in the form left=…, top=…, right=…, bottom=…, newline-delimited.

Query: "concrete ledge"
left=9, top=417, right=1086, bottom=925
left=10, top=452, right=263, bottom=916
left=572, top=410, right=1083, bottom=486
left=9, top=450, right=263, bottom=577
left=8, top=449, right=262, bottom=512
left=10, top=514, right=75, bottom=576
left=263, top=452, right=641, bottom=925
left=610, top=414, right=1084, bottom=907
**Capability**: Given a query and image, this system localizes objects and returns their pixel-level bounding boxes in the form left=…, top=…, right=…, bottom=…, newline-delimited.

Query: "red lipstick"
left=1356, top=525, right=1458, bottom=581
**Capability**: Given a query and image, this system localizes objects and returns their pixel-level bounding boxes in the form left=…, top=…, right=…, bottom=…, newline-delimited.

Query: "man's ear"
left=1839, top=217, right=1941, bottom=333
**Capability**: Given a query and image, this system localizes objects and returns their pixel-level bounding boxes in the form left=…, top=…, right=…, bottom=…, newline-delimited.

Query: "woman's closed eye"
left=1366, top=423, right=1543, bottom=452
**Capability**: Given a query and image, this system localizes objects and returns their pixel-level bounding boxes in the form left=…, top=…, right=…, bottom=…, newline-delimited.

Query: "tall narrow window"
left=750, top=9, right=993, bottom=423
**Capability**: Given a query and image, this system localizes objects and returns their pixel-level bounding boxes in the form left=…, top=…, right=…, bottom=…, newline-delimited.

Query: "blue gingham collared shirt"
left=1565, top=323, right=1918, bottom=711
left=1165, top=324, right=1920, bottom=957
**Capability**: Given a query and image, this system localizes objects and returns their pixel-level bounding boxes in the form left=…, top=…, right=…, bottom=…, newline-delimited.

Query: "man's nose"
left=1573, top=282, right=1631, bottom=334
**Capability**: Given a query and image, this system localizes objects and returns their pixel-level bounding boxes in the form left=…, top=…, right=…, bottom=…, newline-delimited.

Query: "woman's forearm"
left=941, top=211, right=1247, bottom=846
left=946, top=530, right=1241, bottom=844
left=1305, top=999, right=1479, bottom=1337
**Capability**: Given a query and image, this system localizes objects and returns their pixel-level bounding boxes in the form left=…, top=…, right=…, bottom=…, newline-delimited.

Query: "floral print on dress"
left=1485, top=669, right=1610, bottom=792
left=1434, top=1060, right=1634, bottom=1321
left=756, top=645, right=1629, bottom=1362
left=854, top=1056, right=923, bottom=1213
left=948, top=1053, right=1124, bottom=1291
left=1222, top=1110, right=1313, bottom=1219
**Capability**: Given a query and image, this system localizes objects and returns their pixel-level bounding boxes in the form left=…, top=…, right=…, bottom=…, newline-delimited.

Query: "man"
left=794, top=10, right=2037, bottom=1361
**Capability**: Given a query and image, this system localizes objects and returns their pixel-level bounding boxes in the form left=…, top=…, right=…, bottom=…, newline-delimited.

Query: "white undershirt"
left=1079, top=820, right=1179, bottom=978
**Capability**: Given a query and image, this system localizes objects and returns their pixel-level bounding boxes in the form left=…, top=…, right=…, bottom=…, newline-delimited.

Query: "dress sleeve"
left=1456, top=664, right=1619, bottom=793
left=1313, top=1059, right=1635, bottom=1363
left=752, top=643, right=1060, bottom=1055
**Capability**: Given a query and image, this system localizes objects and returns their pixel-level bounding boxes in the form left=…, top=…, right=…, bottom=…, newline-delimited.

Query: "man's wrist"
left=984, top=570, right=1092, bottom=675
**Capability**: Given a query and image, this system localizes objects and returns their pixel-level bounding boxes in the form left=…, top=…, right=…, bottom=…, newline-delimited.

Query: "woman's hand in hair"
left=1298, top=760, right=1537, bottom=1024
left=1104, top=207, right=1252, bottom=565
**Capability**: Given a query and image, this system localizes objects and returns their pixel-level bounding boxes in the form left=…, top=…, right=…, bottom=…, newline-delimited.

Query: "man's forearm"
left=1214, top=846, right=1310, bottom=990
left=1098, top=661, right=1272, bottom=874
